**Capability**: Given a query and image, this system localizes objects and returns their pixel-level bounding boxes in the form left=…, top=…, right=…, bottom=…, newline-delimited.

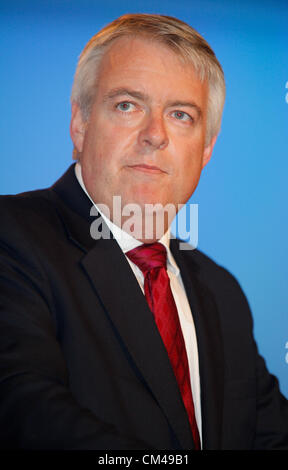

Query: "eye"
left=172, top=110, right=193, bottom=122
left=116, top=101, right=135, bottom=112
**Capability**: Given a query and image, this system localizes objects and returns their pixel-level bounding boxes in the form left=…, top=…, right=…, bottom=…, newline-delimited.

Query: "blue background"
left=1, top=0, right=287, bottom=397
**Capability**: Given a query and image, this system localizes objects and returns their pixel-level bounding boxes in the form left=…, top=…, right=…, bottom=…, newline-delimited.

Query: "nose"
left=138, top=112, right=169, bottom=151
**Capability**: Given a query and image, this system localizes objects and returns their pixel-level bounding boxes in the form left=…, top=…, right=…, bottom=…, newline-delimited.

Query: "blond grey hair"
left=71, top=13, right=225, bottom=145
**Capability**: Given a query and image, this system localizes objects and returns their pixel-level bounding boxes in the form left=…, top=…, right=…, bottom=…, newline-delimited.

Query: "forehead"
left=95, top=36, right=208, bottom=104
left=101, top=36, right=183, bottom=71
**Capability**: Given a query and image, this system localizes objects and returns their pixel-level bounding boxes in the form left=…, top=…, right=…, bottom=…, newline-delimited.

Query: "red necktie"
left=126, top=242, right=200, bottom=450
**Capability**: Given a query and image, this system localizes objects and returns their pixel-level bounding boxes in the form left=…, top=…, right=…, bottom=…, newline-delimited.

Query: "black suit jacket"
left=0, top=164, right=287, bottom=450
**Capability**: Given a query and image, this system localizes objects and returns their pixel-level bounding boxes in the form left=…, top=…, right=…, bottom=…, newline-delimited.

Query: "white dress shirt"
left=75, top=162, right=202, bottom=443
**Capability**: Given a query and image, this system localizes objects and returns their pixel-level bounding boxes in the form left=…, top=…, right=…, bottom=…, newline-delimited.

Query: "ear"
left=70, top=103, right=87, bottom=155
left=202, top=135, right=218, bottom=169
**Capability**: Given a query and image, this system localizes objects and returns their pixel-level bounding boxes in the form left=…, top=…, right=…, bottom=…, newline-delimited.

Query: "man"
left=0, top=14, right=287, bottom=450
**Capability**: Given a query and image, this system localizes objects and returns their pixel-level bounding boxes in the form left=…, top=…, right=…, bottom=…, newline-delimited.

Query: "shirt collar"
left=75, top=162, right=179, bottom=276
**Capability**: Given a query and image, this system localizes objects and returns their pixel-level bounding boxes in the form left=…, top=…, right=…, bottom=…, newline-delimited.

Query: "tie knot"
left=126, top=242, right=167, bottom=274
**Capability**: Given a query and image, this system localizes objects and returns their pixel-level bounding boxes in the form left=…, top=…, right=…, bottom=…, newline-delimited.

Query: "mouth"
left=126, top=164, right=166, bottom=174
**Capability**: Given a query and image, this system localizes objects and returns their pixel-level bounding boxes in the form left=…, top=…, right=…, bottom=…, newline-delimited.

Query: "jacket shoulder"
left=0, top=188, right=65, bottom=248
left=0, top=187, right=55, bottom=215
left=176, top=242, right=241, bottom=290
left=174, top=241, right=252, bottom=321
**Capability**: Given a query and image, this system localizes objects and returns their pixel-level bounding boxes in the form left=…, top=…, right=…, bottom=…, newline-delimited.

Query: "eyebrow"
left=103, top=87, right=148, bottom=102
left=103, top=87, right=202, bottom=117
left=166, top=100, right=202, bottom=118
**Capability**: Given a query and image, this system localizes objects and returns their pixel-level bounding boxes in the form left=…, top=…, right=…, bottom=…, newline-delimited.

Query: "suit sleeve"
left=253, top=348, right=288, bottom=449
left=217, top=264, right=288, bottom=449
left=233, top=276, right=288, bottom=450
left=0, top=201, right=148, bottom=450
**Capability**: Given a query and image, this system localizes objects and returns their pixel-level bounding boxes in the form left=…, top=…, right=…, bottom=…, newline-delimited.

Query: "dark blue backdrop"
left=1, top=0, right=287, bottom=397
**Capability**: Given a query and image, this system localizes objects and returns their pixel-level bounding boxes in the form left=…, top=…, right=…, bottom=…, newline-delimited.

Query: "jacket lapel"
left=50, top=165, right=194, bottom=449
left=81, top=239, right=195, bottom=449
left=171, top=240, right=224, bottom=449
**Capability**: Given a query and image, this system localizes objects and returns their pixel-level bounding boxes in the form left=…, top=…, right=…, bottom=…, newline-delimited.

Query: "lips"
left=127, top=164, right=166, bottom=174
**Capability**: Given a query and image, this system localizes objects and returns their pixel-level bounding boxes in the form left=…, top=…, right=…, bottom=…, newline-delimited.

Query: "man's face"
left=71, top=36, right=216, bottom=235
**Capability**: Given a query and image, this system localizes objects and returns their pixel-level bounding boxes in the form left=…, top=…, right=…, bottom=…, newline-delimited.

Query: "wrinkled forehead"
left=96, top=36, right=205, bottom=90
left=97, top=34, right=203, bottom=79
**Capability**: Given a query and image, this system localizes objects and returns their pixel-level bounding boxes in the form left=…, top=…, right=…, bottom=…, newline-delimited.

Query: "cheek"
left=171, top=143, right=204, bottom=196
left=91, top=123, right=136, bottom=162
left=171, top=138, right=203, bottom=175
